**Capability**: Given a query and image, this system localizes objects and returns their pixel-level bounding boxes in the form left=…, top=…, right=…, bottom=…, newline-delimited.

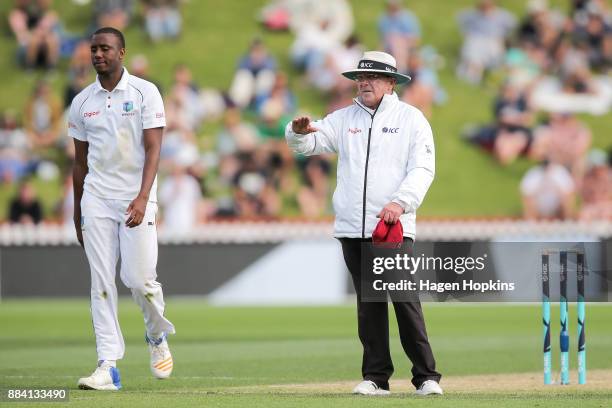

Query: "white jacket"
left=285, top=92, right=435, bottom=239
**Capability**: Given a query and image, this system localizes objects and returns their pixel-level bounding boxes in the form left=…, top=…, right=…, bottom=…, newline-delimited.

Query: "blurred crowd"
left=458, top=0, right=611, bottom=221
left=1, top=0, right=610, bottom=230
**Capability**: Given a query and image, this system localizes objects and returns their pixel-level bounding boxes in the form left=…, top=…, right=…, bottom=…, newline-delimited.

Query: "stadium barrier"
left=0, top=221, right=610, bottom=303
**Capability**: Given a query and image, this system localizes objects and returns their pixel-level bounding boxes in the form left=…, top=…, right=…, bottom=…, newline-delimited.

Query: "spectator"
left=0, top=110, right=32, bottom=183
left=463, top=82, right=535, bottom=165
left=457, top=0, right=517, bottom=84
left=504, top=38, right=546, bottom=88
left=256, top=97, right=295, bottom=192
left=305, top=34, right=362, bottom=94
left=232, top=152, right=280, bottom=218
left=378, top=0, right=421, bottom=72
left=255, top=72, right=296, bottom=118
left=291, top=19, right=342, bottom=72
left=214, top=110, right=262, bottom=207
left=297, top=156, right=331, bottom=218
left=288, top=0, right=353, bottom=72
left=530, top=41, right=612, bottom=115
left=259, top=0, right=292, bottom=31
left=520, top=161, right=576, bottom=220
left=159, top=149, right=203, bottom=234
left=561, top=50, right=597, bottom=95
left=142, top=0, right=182, bottom=42
left=167, top=64, right=205, bottom=131
left=129, top=54, right=163, bottom=94
left=518, top=0, right=565, bottom=56
left=493, top=81, right=533, bottom=127
left=92, top=0, right=133, bottom=30
left=536, top=112, right=591, bottom=182
left=579, top=149, right=612, bottom=220
left=159, top=118, right=197, bottom=172
left=23, top=80, right=62, bottom=149
left=229, top=38, right=277, bottom=108
left=570, top=0, right=592, bottom=16
left=573, top=9, right=612, bottom=70
left=64, top=40, right=92, bottom=108
left=259, top=0, right=354, bottom=41
left=8, top=0, right=60, bottom=70
left=292, top=0, right=353, bottom=42
left=401, top=49, right=444, bottom=118
left=56, top=171, right=73, bottom=226
left=257, top=97, right=290, bottom=141
left=8, top=180, right=43, bottom=224
left=216, top=108, right=260, bottom=157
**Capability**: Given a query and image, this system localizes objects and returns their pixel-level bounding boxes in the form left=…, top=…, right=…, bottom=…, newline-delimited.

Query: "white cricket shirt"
left=68, top=68, right=166, bottom=202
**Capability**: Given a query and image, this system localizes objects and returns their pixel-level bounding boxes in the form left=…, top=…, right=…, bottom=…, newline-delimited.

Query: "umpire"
left=285, top=51, right=442, bottom=396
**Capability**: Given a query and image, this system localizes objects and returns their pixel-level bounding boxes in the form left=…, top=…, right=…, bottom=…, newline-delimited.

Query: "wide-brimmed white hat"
left=342, top=51, right=411, bottom=84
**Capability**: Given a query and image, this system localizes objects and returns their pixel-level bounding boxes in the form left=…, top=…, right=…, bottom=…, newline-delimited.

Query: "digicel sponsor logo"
left=84, top=111, right=100, bottom=118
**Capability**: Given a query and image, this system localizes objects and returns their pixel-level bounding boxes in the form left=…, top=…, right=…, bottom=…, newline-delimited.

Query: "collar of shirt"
left=353, top=92, right=399, bottom=115
left=93, top=67, right=130, bottom=94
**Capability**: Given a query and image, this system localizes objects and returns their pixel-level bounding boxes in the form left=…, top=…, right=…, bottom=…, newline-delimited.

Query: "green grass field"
left=0, top=0, right=610, bottom=218
left=1, top=299, right=611, bottom=407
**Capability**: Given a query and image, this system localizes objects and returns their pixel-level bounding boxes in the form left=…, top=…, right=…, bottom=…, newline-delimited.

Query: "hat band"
left=356, top=60, right=397, bottom=73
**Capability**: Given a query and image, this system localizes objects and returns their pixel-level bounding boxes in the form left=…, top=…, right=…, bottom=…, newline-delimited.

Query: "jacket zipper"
left=362, top=126, right=372, bottom=238
left=355, top=100, right=380, bottom=239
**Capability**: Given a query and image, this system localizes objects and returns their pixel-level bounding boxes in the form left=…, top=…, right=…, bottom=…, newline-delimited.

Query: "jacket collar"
left=353, top=92, right=398, bottom=115
left=94, top=67, right=129, bottom=93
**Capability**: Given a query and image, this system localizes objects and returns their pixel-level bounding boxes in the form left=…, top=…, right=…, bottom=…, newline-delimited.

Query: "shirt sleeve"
left=68, top=96, right=86, bottom=141
left=390, top=111, right=436, bottom=213
left=285, top=110, right=341, bottom=156
left=142, top=84, right=166, bottom=129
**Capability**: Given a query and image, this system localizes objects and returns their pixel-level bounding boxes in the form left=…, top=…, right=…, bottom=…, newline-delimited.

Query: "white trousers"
left=81, top=191, right=175, bottom=361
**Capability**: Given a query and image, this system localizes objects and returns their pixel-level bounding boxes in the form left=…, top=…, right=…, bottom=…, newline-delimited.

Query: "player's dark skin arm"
left=125, top=127, right=163, bottom=227
left=73, top=139, right=89, bottom=247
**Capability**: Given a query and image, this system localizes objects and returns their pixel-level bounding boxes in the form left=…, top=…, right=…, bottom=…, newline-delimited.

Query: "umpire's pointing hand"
left=292, top=116, right=318, bottom=135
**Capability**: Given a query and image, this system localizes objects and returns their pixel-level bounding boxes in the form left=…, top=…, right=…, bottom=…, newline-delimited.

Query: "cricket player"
left=286, top=51, right=442, bottom=396
left=69, top=27, right=175, bottom=390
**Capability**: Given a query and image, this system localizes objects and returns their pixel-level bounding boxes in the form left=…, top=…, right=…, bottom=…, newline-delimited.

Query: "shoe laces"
left=419, top=380, right=436, bottom=390
left=92, top=365, right=110, bottom=377
left=150, top=341, right=169, bottom=360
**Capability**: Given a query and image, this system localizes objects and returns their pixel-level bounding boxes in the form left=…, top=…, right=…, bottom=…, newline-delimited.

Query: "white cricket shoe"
left=146, top=334, right=173, bottom=379
left=352, top=380, right=391, bottom=395
left=415, top=380, right=443, bottom=396
left=77, top=361, right=122, bottom=390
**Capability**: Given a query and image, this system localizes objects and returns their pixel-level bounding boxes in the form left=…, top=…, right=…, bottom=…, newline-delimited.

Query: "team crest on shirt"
left=122, top=101, right=136, bottom=116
